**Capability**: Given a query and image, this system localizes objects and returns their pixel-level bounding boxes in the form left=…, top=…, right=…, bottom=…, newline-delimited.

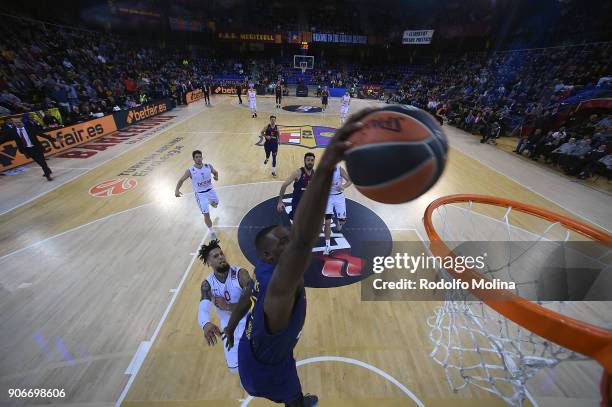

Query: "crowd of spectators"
left=1, top=14, right=610, bottom=181
left=510, top=113, right=611, bottom=179
left=379, top=45, right=612, bottom=180
left=0, top=17, right=217, bottom=127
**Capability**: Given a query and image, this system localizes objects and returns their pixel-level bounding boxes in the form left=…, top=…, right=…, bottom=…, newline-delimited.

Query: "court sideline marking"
left=240, top=356, right=426, bottom=407
left=448, top=132, right=611, bottom=233
left=115, top=231, right=210, bottom=407
left=0, top=180, right=283, bottom=262
left=0, top=102, right=210, bottom=217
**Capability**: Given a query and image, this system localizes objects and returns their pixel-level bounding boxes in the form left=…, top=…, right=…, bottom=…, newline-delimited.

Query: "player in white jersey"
left=340, top=91, right=351, bottom=125
left=197, top=240, right=251, bottom=373
left=323, top=164, right=352, bottom=255
left=248, top=86, right=257, bottom=118
left=175, top=150, right=219, bottom=241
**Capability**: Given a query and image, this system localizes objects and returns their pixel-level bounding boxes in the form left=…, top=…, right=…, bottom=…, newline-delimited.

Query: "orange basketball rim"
left=423, top=194, right=612, bottom=405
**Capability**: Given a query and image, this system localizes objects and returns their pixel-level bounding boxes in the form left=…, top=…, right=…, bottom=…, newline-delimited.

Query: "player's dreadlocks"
left=198, top=239, right=221, bottom=265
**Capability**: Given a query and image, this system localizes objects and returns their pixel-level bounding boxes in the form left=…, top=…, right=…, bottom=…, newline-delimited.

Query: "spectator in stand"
left=42, top=112, right=61, bottom=129
left=594, top=154, right=612, bottom=177
left=515, top=129, right=543, bottom=155
left=560, top=137, right=593, bottom=170
left=481, top=119, right=501, bottom=144
left=550, top=137, right=578, bottom=166
left=531, top=131, right=556, bottom=161
left=570, top=144, right=609, bottom=178
left=463, top=110, right=475, bottom=131
left=66, top=105, right=87, bottom=125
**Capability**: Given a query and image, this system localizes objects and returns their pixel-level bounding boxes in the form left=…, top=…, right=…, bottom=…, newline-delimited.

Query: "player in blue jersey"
left=223, top=109, right=372, bottom=406
left=276, top=152, right=315, bottom=220
left=262, top=115, right=280, bottom=177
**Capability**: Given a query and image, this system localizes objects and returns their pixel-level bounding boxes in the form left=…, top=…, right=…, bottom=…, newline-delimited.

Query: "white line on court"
left=169, top=131, right=257, bottom=135
left=0, top=181, right=282, bottom=262
left=0, top=201, right=155, bottom=263
left=0, top=105, right=208, bottom=217
left=115, top=231, right=210, bottom=407
left=239, top=356, right=426, bottom=407
left=449, top=133, right=611, bottom=233
left=45, top=166, right=95, bottom=171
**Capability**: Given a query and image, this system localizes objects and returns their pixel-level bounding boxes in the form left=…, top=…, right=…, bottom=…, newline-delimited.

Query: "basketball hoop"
left=423, top=194, right=612, bottom=406
left=294, top=55, right=314, bottom=75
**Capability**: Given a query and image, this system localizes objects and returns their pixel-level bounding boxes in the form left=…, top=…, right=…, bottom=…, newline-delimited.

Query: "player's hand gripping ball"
left=344, top=105, right=448, bottom=204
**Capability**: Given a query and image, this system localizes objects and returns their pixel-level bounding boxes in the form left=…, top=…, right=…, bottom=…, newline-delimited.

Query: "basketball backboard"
left=293, top=55, right=314, bottom=73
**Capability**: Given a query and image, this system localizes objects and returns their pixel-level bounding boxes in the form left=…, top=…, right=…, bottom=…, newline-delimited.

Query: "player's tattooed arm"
left=199, top=280, right=221, bottom=345
left=238, top=268, right=252, bottom=290
left=200, top=280, right=212, bottom=301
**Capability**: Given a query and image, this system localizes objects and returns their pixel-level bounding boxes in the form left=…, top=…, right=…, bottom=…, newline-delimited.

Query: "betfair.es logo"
left=127, top=103, right=168, bottom=124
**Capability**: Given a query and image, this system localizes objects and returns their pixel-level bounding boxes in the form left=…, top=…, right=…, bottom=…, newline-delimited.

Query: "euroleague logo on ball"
left=237, top=196, right=392, bottom=288
left=89, top=178, right=137, bottom=197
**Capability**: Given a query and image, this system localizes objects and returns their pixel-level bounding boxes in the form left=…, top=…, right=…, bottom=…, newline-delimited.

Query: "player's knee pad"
left=338, top=218, right=347, bottom=224
left=325, top=214, right=333, bottom=220
left=210, top=201, right=219, bottom=208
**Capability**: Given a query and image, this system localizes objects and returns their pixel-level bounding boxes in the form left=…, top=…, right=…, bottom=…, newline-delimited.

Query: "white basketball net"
left=300, top=61, right=308, bottom=75
left=426, top=201, right=610, bottom=406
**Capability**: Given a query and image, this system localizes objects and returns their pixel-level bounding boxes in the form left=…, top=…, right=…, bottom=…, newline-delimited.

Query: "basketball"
left=344, top=105, right=448, bottom=204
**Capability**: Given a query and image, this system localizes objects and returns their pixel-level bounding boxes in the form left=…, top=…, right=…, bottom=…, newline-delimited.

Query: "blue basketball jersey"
left=238, top=260, right=307, bottom=403
left=264, top=124, right=279, bottom=146
left=290, top=167, right=314, bottom=219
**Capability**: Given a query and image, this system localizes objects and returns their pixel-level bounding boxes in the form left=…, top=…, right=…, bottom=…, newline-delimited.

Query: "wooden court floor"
left=0, top=95, right=609, bottom=407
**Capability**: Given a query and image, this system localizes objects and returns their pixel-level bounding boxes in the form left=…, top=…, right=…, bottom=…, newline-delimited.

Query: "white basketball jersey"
left=190, top=164, right=213, bottom=193
left=205, top=266, right=244, bottom=326
left=330, top=165, right=343, bottom=194
left=248, top=89, right=256, bottom=100
left=341, top=95, right=350, bottom=107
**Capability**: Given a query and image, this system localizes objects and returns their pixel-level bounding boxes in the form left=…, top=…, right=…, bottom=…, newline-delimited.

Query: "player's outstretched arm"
left=175, top=169, right=190, bottom=197
left=209, top=164, right=219, bottom=181
left=264, top=109, right=374, bottom=333
left=222, top=286, right=252, bottom=350
left=277, top=169, right=300, bottom=212
left=198, top=280, right=221, bottom=346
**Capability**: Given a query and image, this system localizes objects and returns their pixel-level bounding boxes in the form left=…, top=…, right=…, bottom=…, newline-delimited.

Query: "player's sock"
left=336, top=222, right=343, bottom=231
left=272, top=166, right=276, bottom=176
left=208, top=227, right=217, bottom=240
left=323, top=239, right=331, bottom=255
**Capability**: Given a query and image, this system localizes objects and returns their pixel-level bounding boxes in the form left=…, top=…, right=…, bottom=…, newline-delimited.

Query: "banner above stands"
left=312, top=32, right=367, bottom=44
left=402, top=30, right=435, bottom=44
left=217, top=32, right=282, bottom=43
